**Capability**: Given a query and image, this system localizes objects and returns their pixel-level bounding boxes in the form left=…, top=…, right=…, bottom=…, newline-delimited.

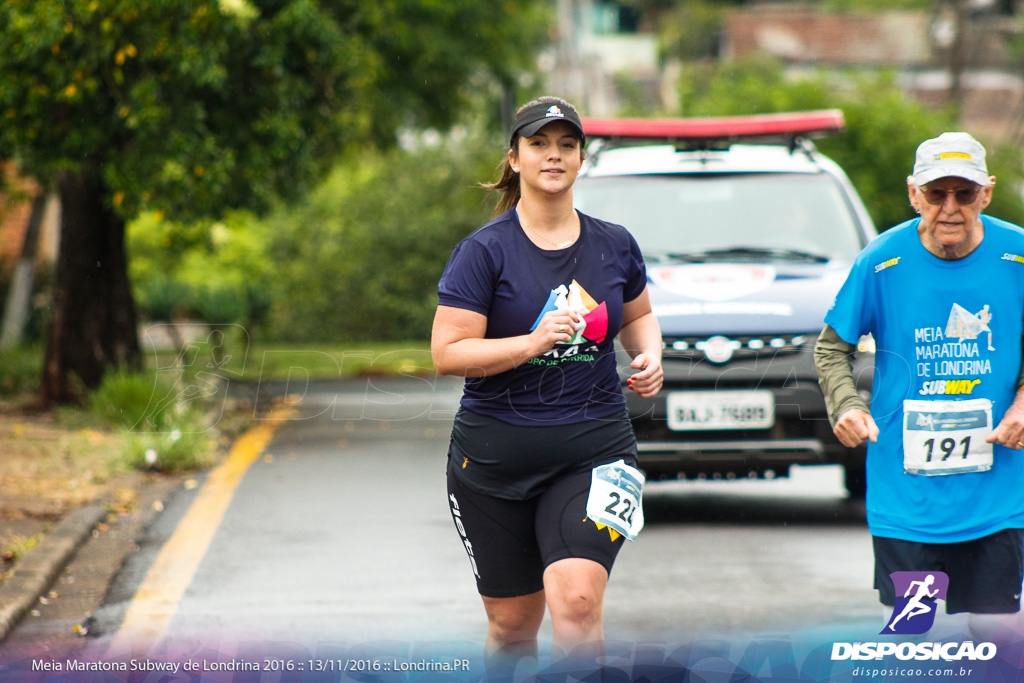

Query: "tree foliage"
left=128, top=210, right=272, bottom=329
left=129, top=134, right=503, bottom=344
left=677, top=57, right=1024, bottom=231
left=0, top=0, right=546, bottom=218
left=0, top=0, right=548, bottom=402
left=262, top=139, right=499, bottom=342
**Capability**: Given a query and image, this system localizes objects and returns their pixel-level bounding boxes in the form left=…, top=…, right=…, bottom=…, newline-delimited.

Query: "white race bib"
left=586, top=460, right=645, bottom=540
left=902, top=398, right=993, bottom=476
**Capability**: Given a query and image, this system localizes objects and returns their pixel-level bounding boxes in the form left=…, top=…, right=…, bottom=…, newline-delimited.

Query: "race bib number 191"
left=586, top=460, right=645, bottom=540
left=903, top=398, right=993, bottom=476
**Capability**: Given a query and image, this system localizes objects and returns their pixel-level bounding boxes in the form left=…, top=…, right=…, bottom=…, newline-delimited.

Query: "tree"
left=0, top=0, right=547, bottom=405
left=676, top=57, right=1024, bottom=231
left=256, top=135, right=500, bottom=343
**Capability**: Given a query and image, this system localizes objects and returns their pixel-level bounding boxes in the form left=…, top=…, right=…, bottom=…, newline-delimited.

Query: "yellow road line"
left=107, top=406, right=295, bottom=654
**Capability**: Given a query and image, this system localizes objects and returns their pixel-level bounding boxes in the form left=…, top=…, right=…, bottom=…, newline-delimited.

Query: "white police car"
left=574, top=111, right=877, bottom=496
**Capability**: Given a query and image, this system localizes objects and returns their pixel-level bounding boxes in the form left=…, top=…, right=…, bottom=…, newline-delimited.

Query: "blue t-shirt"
left=825, top=215, right=1024, bottom=542
left=437, top=208, right=647, bottom=426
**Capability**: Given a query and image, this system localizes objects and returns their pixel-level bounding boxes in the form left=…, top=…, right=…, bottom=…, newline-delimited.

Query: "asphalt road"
left=1, top=375, right=886, bottom=675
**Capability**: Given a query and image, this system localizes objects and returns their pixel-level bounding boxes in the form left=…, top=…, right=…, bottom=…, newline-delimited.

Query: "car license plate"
left=667, top=391, right=775, bottom=430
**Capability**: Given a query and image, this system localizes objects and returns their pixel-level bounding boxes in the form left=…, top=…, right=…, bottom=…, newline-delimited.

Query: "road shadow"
left=642, top=486, right=867, bottom=527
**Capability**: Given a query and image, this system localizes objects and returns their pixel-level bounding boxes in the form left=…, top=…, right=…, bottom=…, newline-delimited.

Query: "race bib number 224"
left=586, top=460, right=645, bottom=540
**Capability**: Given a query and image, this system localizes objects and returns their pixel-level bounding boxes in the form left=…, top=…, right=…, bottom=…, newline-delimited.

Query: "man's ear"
left=907, top=177, right=921, bottom=213
left=980, top=179, right=995, bottom=210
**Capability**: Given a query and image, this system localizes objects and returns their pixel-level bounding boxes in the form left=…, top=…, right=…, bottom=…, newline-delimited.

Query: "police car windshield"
left=574, top=173, right=865, bottom=262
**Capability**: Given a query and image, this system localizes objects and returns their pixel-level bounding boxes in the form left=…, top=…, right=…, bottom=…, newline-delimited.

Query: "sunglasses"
left=919, top=185, right=981, bottom=206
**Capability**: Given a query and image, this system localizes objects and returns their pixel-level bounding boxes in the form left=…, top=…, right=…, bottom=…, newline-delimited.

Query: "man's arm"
left=814, top=325, right=869, bottom=426
left=814, top=325, right=878, bottom=448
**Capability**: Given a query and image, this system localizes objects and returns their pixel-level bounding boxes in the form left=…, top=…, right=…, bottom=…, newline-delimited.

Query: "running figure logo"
left=946, top=303, right=995, bottom=351
left=882, top=571, right=950, bottom=634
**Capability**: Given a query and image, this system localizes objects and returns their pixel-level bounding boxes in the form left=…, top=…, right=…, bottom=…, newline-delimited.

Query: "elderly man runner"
left=815, top=132, right=1024, bottom=635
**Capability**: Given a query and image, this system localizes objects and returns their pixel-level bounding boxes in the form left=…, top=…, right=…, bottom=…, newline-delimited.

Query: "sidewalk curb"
left=0, top=506, right=106, bottom=642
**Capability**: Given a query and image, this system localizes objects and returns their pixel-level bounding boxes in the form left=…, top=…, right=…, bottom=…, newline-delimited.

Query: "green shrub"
left=86, top=368, right=216, bottom=472
left=260, top=137, right=497, bottom=342
left=129, top=211, right=274, bottom=329
left=86, top=368, right=176, bottom=431
left=124, top=420, right=216, bottom=472
left=135, top=275, right=194, bottom=322
left=193, top=285, right=249, bottom=324
left=0, top=345, right=42, bottom=397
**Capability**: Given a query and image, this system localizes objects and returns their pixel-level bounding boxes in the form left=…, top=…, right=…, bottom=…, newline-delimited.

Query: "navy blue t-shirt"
left=437, top=208, right=647, bottom=425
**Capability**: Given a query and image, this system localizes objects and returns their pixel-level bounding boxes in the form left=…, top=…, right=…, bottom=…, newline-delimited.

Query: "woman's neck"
left=515, top=193, right=576, bottom=231
left=516, top=199, right=580, bottom=250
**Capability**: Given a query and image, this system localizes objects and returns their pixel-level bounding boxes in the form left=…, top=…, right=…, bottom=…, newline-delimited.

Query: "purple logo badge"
left=882, top=571, right=949, bottom=634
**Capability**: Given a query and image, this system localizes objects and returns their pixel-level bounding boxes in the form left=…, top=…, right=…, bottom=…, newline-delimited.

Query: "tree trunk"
left=39, top=171, right=141, bottom=406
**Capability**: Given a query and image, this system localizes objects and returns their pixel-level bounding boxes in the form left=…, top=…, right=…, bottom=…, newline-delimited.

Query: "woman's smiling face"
left=510, top=120, right=584, bottom=199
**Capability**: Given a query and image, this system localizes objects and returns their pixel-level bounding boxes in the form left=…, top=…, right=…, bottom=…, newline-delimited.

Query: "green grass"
left=144, top=341, right=433, bottom=381
left=0, top=341, right=433, bottom=473
left=133, top=340, right=434, bottom=471
left=124, top=425, right=216, bottom=472
left=86, top=367, right=179, bottom=431
left=83, top=368, right=218, bottom=472
left=1, top=341, right=433, bottom=401
left=1, top=533, right=43, bottom=564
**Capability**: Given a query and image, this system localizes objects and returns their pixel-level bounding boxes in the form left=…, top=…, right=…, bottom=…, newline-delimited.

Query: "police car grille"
left=662, top=334, right=810, bottom=361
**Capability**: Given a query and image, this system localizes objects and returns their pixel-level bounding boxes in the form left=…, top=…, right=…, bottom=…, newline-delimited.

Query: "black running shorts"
left=873, top=529, right=1024, bottom=614
left=445, top=409, right=638, bottom=598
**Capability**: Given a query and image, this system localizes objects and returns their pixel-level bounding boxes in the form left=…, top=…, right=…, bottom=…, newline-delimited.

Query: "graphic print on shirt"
left=906, top=301, right=997, bottom=475
left=947, top=304, right=995, bottom=351
left=528, top=280, right=608, bottom=366
left=915, top=302, right=994, bottom=397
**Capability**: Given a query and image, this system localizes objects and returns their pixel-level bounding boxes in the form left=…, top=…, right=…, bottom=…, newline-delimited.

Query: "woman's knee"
left=543, top=559, right=608, bottom=626
left=551, top=590, right=602, bottom=629
left=483, top=592, right=546, bottom=642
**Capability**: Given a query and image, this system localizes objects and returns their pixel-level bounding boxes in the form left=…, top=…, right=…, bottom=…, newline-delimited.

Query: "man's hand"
left=834, top=408, right=879, bottom=448
left=987, top=388, right=1024, bottom=450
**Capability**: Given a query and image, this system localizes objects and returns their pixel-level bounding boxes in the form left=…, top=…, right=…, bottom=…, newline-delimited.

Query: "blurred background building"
left=544, top=0, right=1024, bottom=141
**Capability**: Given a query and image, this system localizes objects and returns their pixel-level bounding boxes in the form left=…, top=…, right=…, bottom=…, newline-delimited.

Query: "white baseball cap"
left=911, top=132, right=991, bottom=187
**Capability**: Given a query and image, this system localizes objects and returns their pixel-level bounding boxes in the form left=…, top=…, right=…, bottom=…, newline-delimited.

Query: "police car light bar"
left=581, top=109, right=845, bottom=142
